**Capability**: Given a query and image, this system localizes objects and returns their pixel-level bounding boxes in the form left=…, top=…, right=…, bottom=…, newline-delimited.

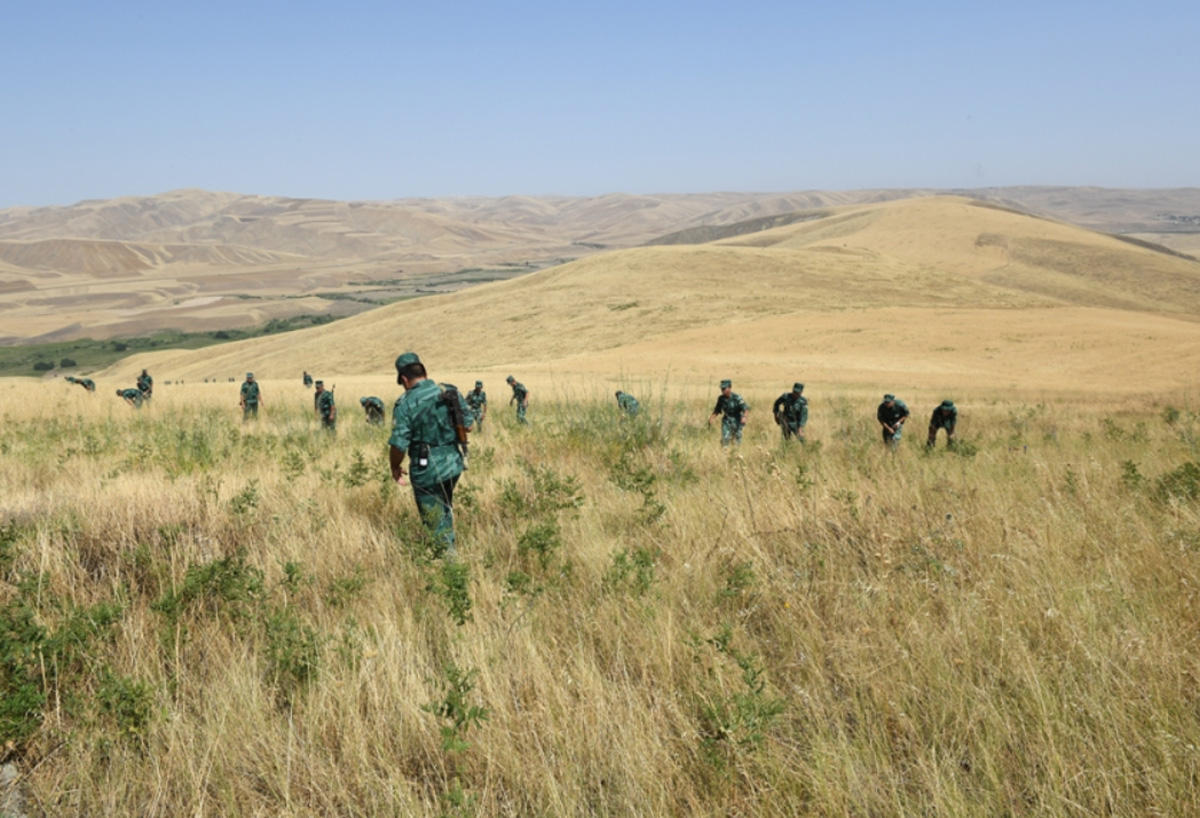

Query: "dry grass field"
left=1, top=376, right=1199, bottom=815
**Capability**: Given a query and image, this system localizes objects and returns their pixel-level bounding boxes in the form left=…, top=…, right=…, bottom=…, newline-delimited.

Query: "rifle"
left=439, top=385, right=470, bottom=469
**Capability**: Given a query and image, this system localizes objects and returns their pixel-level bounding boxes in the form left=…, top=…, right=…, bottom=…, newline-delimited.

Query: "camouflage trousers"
left=882, top=425, right=903, bottom=446
left=780, top=421, right=805, bottom=441
left=927, top=422, right=956, bottom=447
left=412, top=475, right=460, bottom=558
left=515, top=403, right=527, bottom=424
left=721, top=417, right=743, bottom=446
left=243, top=402, right=259, bottom=420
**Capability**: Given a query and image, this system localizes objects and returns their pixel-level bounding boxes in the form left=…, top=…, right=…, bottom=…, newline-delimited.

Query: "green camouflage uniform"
left=616, top=391, right=640, bottom=417
left=877, top=395, right=910, bottom=445
left=303, top=372, right=313, bottom=387
left=507, top=377, right=529, bottom=424
left=465, top=383, right=487, bottom=431
left=240, top=377, right=261, bottom=418
left=772, top=383, right=808, bottom=441
left=316, top=388, right=336, bottom=431
left=712, top=384, right=749, bottom=446
left=117, top=388, right=143, bottom=408
left=390, top=377, right=471, bottom=555
left=927, top=400, right=958, bottom=447
left=67, top=376, right=96, bottom=392
left=360, top=396, right=386, bottom=425
left=136, top=371, right=153, bottom=400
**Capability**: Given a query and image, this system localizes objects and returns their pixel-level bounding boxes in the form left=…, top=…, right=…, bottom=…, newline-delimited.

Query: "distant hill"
left=103, top=196, right=1200, bottom=396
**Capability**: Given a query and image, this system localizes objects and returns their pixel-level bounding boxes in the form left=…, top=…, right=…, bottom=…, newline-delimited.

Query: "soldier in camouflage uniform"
left=136, top=369, right=153, bottom=401
left=772, top=382, right=809, bottom=442
left=615, top=390, right=640, bottom=417
left=877, top=393, right=910, bottom=447
left=66, top=376, right=96, bottom=392
left=465, top=381, right=487, bottom=432
left=240, top=372, right=262, bottom=420
left=389, top=352, right=472, bottom=557
left=314, top=380, right=336, bottom=432
left=927, top=399, right=958, bottom=448
left=116, top=388, right=144, bottom=408
left=360, top=396, right=386, bottom=425
left=303, top=371, right=313, bottom=387
left=708, top=379, right=749, bottom=446
left=506, top=375, right=529, bottom=424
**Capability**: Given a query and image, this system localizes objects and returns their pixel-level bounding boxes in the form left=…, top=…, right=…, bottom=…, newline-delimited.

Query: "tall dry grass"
left=1, top=381, right=1199, bottom=815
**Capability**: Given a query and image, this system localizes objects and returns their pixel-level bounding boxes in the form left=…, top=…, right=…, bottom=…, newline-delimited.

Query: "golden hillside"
left=103, top=196, right=1200, bottom=397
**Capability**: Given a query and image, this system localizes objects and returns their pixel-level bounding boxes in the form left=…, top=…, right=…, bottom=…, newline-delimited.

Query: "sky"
left=1, top=0, right=1197, bottom=207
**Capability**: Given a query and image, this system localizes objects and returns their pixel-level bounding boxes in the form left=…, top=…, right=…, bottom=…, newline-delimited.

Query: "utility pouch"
left=416, top=443, right=430, bottom=469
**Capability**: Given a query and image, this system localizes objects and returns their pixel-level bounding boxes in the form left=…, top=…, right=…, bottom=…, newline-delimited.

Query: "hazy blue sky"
left=2, top=0, right=1196, bottom=207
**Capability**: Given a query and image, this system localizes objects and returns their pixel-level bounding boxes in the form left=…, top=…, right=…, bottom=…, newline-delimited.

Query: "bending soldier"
left=116, top=388, right=144, bottom=408
left=240, top=372, right=262, bottom=420
left=360, top=396, right=386, bottom=425
left=772, top=382, right=808, bottom=441
left=506, top=375, right=529, bottom=424
left=465, top=381, right=488, bottom=432
left=615, top=390, right=640, bottom=417
left=389, top=352, right=472, bottom=558
left=877, top=393, right=910, bottom=447
left=66, top=376, right=96, bottom=392
left=708, top=379, right=749, bottom=446
left=927, top=400, right=958, bottom=448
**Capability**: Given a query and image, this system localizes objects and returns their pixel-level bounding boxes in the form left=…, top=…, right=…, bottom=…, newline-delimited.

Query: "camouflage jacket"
left=316, top=390, right=335, bottom=420
left=772, top=392, right=808, bottom=425
left=465, top=388, right=487, bottom=412
left=389, top=379, right=471, bottom=487
left=617, top=393, right=640, bottom=415
left=713, top=393, right=749, bottom=421
left=240, top=381, right=261, bottom=403
left=509, top=382, right=528, bottom=403
left=877, top=400, right=910, bottom=427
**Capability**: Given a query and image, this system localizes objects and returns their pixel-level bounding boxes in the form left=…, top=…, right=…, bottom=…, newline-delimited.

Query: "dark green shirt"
left=119, top=388, right=143, bottom=407
left=617, top=393, right=640, bottom=415
left=466, top=388, right=487, bottom=411
left=389, top=379, right=468, bottom=487
left=877, top=399, right=910, bottom=427
left=510, top=381, right=528, bottom=402
left=772, top=392, right=808, bottom=425
left=713, top=393, right=749, bottom=421
left=240, top=381, right=261, bottom=404
left=930, top=405, right=957, bottom=430
left=316, top=390, right=335, bottom=420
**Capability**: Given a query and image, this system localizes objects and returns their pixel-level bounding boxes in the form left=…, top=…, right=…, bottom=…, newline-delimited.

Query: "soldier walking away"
left=137, top=369, right=153, bottom=401
left=303, top=371, right=313, bottom=387
left=927, top=399, right=958, bottom=448
left=360, top=396, right=386, bottom=425
left=877, top=393, right=910, bottom=447
left=615, top=390, right=640, bottom=417
left=315, top=380, right=336, bottom=432
left=772, top=382, right=808, bottom=442
left=389, top=352, right=472, bottom=558
left=506, top=375, right=529, bottom=424
left=240, top=372, right=263, bottom=420
left=708, top=379, right=749, bottom=446
left=116, top=387, right=144, bottom=408
left=465, top=380, right=488, bottom=432
left=66, top=376, right=96, bottom=392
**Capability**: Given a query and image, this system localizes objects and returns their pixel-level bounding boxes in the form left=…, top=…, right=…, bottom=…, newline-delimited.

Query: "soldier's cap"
left=720, top=379, right=732, bottom=389
left=360, top=397, right=368, bottom=405
left=793, top=382, right=804, bottom=393
left=475, top=380, right=483, bottom=387
left=506, top=375, right=515, bottom=382
left=246, top=372, right=254, bottom=379
left=115, top=389, right=122, bottom=395
left=615, top=390, right=623, bottom=397
left=883, top=393, right=895, bottom=402
left=940, top=399, right=955, bottom=409
left=315, top=379, right=324, bottom=386
left=395, top=352, right=421, bottom=370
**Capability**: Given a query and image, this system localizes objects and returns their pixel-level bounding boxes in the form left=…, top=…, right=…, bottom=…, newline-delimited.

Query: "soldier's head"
left=315, top=380, right=324, bottom=392
left=474, top=380, right=483, bottom=390
left=360, top=397, right=368, bottom=407
left=940, top=399, right=955, bottom=412
left=506, top=375, right=515, bottom=385
left=246, top=372, right=254, bottom=381
left=141, top=369, right=148, bottom=376
left=883, top=393, right=895, bottom=406
left=115, top=389, right=122, bottom=396
left=720, top=379, right=732, bottom=396
left=793, top=382, right=804, bottom=394
left=394, top=352, right=425, bottom=387
left=615, top=391, right=623, bottom=399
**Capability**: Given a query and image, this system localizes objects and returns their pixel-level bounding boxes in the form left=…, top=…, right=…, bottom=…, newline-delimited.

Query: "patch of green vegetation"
left=0, top=313, right=337, bottom=378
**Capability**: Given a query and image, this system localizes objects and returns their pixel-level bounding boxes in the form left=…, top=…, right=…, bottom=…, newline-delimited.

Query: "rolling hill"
left=102, top=195, right=1200, bottom=397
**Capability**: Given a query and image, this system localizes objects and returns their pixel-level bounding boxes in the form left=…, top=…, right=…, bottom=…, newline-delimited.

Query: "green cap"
left=359, top=397, right=367, bottom=405
left=315, top=379, right=324, bottom=387
left=475, top=380, right=483, bottom=387
left=940, top=399, right=955, bottom=409
left=506, top=375, right=515, bottom=382
left=793, top=382, right=804, bottom=393
left=246, top=372, right=254, bottom=379
left=720, top=379, right=732, bottom=389
left=883, top=393, right=895, bottom=401
left=395, top=352, right=421, bottom=369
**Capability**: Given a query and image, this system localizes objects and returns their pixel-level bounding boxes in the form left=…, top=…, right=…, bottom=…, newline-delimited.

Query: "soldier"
left=303, top=371, right=313, bottom=387
left=506, top=375, right=529, bottom=424
left=136, top=369, right=153, bottom=401
left=66, top=376, right=96, bottom=392
left=772, top=382, right=809, bottom=442
left=927, top=399, right=958, bottom=448
left=360, top=396, right=386, bottom=425
left=615, top=390, right=640, bottom=417
left=708, top=379, right=749, bottom=446
left=116, top=387, right=143, bottom=408
left=465, top=380, right=488, bottom=432
left=877, top=393, right=910, bottom=447
left=240, top=372, right=262, bottom=420
left=314, top=380, right=336, bottom=432
left=389, top=352, right=472, bottom=558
